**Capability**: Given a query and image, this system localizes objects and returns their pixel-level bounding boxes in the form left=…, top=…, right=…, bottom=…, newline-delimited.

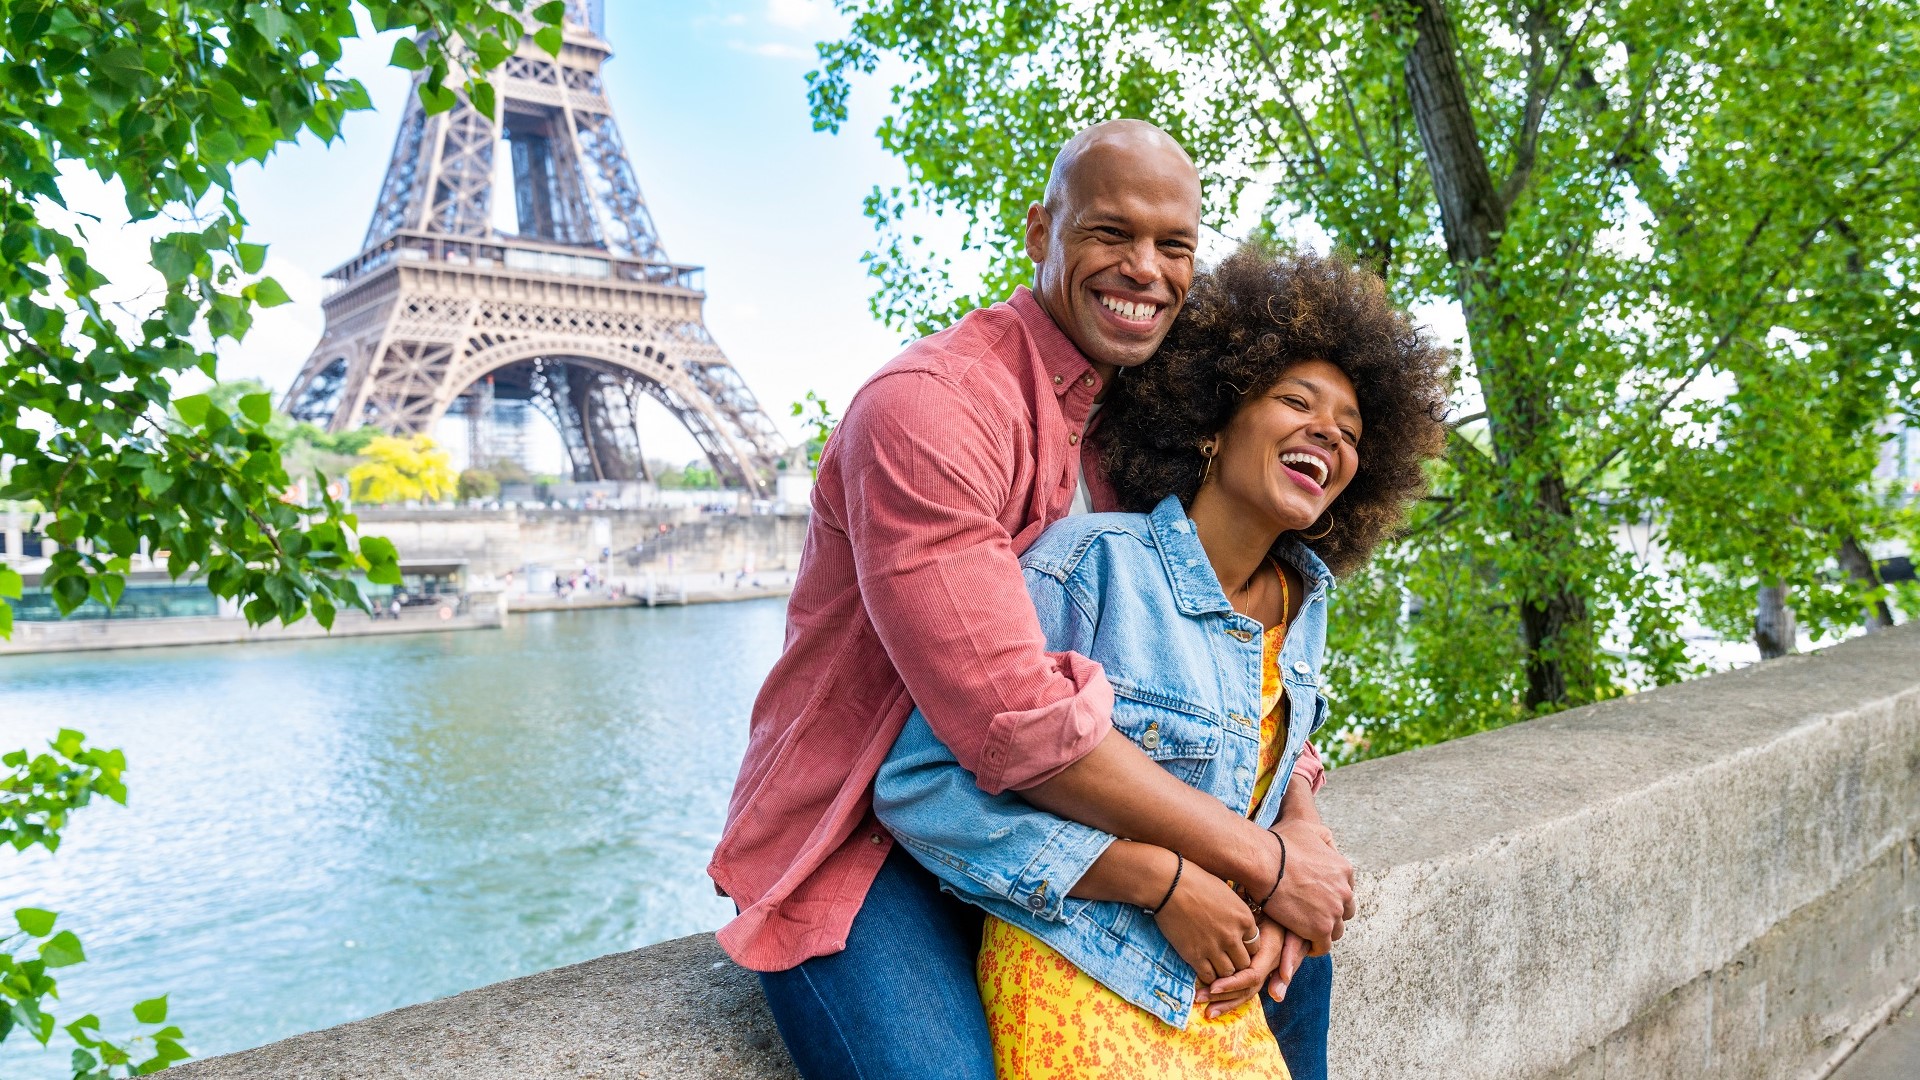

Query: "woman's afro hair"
left=1100, top=242, right=1452, bottom=576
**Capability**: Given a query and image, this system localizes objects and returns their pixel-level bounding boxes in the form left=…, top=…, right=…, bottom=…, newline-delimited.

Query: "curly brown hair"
left=1100, top=243, right=1452, bottom=576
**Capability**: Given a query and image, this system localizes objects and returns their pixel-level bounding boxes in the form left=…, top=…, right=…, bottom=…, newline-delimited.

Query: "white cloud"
left=765, top=0, right=830, bottom=29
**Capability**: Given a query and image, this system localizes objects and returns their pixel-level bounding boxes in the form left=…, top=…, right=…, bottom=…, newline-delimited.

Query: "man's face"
left=1026, top=141, right=1201, bottom=374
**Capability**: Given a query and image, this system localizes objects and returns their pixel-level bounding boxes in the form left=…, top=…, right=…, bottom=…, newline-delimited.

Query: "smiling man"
left=710, top=121, right=1353, bottom=1080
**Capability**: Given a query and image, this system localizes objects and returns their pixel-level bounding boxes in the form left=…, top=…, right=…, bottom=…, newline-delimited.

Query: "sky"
left=158, top=0, right=915, bottom=468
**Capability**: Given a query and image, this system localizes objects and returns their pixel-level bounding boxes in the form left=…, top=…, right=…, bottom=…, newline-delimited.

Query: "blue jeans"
left=759, top=847, right=1332, bottom=1079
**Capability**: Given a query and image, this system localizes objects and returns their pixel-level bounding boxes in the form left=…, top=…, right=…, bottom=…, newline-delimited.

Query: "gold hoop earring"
left=1299, top=513, right=1334, bottom=541
left=1199, top=442, right=1217, bottom=486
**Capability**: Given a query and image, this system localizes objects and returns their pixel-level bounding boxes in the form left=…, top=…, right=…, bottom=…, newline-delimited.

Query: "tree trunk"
left=1754, top=581, right=1797, bottom=659
left=1835, top=533, right=1896, bottom=631
left=1403, top=0, right=1591, bottom=710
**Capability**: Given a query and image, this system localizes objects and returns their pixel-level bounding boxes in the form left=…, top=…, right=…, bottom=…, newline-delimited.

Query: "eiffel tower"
left=284, top=1, right=785, bottom=494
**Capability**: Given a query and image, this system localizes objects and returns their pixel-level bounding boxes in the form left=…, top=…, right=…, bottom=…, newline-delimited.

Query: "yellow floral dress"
left=976, top=621, right=1293, bottom=1079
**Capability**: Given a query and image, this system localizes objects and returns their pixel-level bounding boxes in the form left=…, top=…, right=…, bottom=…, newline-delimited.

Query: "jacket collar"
left=1147, top=494, right=1336, bottom=617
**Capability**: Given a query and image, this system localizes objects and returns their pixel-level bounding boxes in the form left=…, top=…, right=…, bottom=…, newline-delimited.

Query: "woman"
left=874, top=244, right=1450, bottom=1078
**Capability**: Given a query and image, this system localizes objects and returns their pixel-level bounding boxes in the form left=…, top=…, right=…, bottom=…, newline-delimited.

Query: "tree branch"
left=1230, top=2, right=1330, bottom=180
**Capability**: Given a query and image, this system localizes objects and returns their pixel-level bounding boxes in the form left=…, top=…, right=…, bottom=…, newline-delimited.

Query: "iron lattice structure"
left=285, top=3, right=786, bottom=493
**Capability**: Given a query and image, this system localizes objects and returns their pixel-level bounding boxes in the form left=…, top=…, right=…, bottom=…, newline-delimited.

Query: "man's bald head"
left=1025, top=120, right=1202, bottom=376
left=1042, top=120, right=1198, bottom=215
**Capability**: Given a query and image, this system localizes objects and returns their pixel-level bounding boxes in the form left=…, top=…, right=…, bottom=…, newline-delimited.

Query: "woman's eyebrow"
left=1277, top=376, right=1363, bottom=423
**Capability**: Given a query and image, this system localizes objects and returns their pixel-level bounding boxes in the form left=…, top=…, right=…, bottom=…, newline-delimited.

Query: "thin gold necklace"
left=1230, top=555, right=1286, bottom=627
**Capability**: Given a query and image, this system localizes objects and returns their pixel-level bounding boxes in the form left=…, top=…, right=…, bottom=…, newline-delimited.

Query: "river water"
left=0, top=601, right=785, bottom=1077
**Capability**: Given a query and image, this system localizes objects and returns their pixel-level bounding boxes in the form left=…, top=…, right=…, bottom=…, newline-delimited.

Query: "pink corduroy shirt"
left=708, top=287, right=1324, bottom=972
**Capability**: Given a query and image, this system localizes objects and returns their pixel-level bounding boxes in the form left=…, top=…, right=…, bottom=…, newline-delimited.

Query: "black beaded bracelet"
left=1252, top=829, right=1287, bottom=911
left=1144, top=852, right=1184, bottom=916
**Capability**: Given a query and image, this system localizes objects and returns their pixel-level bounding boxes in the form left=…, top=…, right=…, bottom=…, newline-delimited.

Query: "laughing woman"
left=874, top=244, right=1450, bottom=1079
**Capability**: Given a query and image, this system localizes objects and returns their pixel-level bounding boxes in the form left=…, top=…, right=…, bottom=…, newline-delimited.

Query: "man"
left=710, top=120, right=1355, bottom=1079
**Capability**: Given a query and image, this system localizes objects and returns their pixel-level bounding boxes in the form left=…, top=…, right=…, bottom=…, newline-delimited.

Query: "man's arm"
left=836, top=372, right=1112, bottom=794
left=1019, top=733, right=1353, bottom=947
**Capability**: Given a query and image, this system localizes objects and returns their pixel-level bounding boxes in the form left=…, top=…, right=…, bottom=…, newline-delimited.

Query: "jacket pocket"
left=1309, top=692, right=1331, bottom=736
left=1110, top=693, right=1220, bottom=786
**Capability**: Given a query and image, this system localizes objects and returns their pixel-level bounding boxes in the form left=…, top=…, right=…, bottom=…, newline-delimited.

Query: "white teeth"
left=1279, top=452, right=1327, bottom=485
left=1099, top=294, right=1159, bottom=321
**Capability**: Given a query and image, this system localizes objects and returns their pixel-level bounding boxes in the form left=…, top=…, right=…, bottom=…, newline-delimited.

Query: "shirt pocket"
left=1110, top=692, right=1221, bottom=786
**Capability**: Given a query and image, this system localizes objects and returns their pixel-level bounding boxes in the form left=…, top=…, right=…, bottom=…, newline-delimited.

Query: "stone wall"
left=175, top=623, right=1920, bottom=1080
left=353, top=506, right=810, bottom=579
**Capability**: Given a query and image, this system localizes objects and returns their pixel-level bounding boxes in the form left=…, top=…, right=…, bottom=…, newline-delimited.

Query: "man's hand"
left=1194, top=917, right=1306, bottom=1018
left=1153, top=863, right=1258, bottom=987
left=1259, top=818, right=1355, bottom=951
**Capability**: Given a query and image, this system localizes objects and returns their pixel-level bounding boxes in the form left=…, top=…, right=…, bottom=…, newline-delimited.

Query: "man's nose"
left=1115, top=238, right=1166, bottom=288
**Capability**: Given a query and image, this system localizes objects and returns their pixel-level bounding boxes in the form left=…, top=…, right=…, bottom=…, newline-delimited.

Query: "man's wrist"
left=1226, top=817, right=1281, bottom=891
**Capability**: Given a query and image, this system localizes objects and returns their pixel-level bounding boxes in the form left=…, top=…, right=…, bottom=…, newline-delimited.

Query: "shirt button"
left=1293, top=660, right=1311, bottom=674
left=1068, top=433, right=1079, bottom=445
left=1052, top=374, right=1063, bottom=385
left=1082, top=373, right=1095, bottom=386
left=869, top=833, right=884, bottom=845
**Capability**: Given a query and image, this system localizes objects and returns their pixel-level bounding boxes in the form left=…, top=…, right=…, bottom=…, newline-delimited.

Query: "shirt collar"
left=1008, top=286, right=1098, bottom=397
left=1147, top=494, right=1338, bottom=617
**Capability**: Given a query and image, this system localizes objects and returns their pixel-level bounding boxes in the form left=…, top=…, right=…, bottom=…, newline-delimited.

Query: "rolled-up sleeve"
left=876, top=706, right=1115, bottom=922
left=838, top=371, right=1111, bottom=795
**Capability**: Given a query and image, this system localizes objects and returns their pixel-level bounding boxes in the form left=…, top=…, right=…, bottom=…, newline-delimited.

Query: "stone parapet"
left=176, top=623, right=1920, bottom=1079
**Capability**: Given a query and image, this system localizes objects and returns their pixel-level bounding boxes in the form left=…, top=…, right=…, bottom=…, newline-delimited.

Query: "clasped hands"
left=1157, top=817, right=1355, bottom=1019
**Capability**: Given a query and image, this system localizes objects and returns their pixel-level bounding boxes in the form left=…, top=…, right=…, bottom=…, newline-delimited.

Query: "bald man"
left=711, top=121, right=1347, bottom=1080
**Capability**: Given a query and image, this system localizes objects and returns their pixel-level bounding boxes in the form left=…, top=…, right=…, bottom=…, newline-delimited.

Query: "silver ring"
left=1242, top=928, right=1261, bottom=945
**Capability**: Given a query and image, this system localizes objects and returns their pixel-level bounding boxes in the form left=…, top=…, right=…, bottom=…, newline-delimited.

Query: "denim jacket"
left=874, top=493, right=1336, bottom=1028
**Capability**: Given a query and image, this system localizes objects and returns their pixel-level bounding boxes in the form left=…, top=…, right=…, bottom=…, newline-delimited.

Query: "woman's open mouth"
left=1279, top=450, right=1328, bottom=492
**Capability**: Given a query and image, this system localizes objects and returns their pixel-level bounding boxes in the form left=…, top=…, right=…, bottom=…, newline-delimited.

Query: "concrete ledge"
left=177, top=624, right=1920, bottom=1079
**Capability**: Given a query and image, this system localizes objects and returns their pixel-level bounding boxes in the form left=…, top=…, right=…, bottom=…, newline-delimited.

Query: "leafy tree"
left=456, top=467, right=499, bottom=501
left=4, top=731, right=185, bottom=1076
left=807, top=0, right=1919, bottom=755
left=2, top=0, right=568, bottom=1073
left=348, top=434, right=456, bottom=505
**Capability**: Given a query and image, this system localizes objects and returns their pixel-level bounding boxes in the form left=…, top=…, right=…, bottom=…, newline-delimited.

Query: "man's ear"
left=1024, top=202, right=1050, bottom=266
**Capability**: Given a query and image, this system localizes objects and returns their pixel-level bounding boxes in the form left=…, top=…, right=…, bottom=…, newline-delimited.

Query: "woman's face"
left=1206, top=358, right=1361, bottom=534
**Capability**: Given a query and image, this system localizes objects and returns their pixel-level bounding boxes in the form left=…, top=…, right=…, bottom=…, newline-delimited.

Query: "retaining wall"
left=176, top=622, right=1920, bottom=1079
left=353, top=506, right=809, bottom=579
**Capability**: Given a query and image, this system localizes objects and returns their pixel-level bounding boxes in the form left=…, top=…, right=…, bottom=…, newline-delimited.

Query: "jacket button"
left=1027, top=892, right=1046, bottom=910
left=1293, top=660, right=1311, bottom=674
left=1141, top=726, right=1160, bottom=751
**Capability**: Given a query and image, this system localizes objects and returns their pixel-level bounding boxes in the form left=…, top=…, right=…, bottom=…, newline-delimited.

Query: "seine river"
left=0, top=601, right=784, bottom=1077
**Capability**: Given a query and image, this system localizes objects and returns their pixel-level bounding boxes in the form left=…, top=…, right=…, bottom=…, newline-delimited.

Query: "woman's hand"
left=1196, top=918, right=1305, bottom=1018
left=1153, top=862, right=1258, bottom=987
left=1259, top=819, right=1354, bottom=952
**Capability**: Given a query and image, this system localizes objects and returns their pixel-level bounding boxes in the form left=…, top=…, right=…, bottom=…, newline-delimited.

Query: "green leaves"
left=130, top=996, right=167, bottom=1025
left=358, top=535, right=402, bottom=585
left=390, top=36, right=427, bottom=71
left=171, top=394, right=210, bottom=429
left=534, top=25, right=563, bottom=57
left=38, top=931, right=85, bottom=968
left=15, top=908, right=56, bottom=937
left=826, top=0, right=1919, bottom=741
